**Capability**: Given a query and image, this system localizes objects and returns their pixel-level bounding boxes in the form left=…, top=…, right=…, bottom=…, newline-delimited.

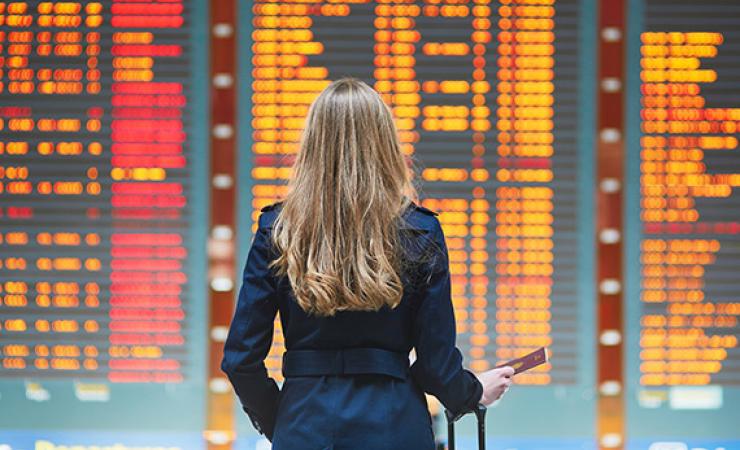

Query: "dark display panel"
left=0, top=0, right=208, bottom=437
left=625, top=0, right=740, bottom=448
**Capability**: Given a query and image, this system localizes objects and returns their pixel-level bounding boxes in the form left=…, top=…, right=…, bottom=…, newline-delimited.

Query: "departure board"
left=625, top=0, right=740, bottom=448
left=240, top=0, right=596, bottom=446
left=0, top=0, right=208, bottom=441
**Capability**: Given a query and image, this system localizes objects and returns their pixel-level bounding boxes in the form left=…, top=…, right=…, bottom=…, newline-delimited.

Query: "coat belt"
left=282, top=348, right=410, bottom=380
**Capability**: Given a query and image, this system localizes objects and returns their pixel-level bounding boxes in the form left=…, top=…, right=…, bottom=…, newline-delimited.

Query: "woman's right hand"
left=475, top=366, right=515, bottom=406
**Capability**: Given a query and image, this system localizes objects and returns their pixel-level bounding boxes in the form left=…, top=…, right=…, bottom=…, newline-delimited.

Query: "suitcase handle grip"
left=444, top=404, right=487, bottom=450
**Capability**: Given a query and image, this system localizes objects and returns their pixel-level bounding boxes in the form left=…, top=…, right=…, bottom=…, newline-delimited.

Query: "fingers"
left=502, top=379, right=512, bottom=392
left=497, top=377, right=513, bottom=400
left=498, top=382, right=512, bottom=400
left=499, top=366, right=515, bottom=377
left=496, top=386, right=508, bottom=401
left=478, top=366, right=516, bottom=405
left=492, top=381, right=514, bottom=400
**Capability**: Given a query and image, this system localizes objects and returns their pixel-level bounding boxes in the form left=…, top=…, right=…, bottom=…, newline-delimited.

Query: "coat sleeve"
left=220, top=215, right=280, bottom=440
left=409, top=216, right=483, bottom=421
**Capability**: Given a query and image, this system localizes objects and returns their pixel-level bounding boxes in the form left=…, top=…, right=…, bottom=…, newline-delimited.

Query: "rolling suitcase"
left=444, top=404, right=487, bottom=450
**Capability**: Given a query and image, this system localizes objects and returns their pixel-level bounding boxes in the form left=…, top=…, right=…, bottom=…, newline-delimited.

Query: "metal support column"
left=205, top=1, right=239, bottom=449
left=596, top=1, right=626, bottom=449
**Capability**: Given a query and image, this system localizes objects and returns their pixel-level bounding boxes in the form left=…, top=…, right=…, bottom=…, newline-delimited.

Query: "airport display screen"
left=625, top=0, right=740, bottom=448
left=0, top=1, right=208, bottom=448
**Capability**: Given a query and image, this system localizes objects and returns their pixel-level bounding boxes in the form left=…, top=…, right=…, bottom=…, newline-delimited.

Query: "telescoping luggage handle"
left=445, top=404, right=487, bottom=450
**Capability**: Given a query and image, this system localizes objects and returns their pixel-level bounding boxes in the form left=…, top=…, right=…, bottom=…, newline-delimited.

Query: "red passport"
left=495, top=347, right=549, bottom=375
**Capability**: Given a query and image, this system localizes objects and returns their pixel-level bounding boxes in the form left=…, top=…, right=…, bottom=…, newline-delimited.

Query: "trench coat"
left=220, top=200, right=483, bottom=450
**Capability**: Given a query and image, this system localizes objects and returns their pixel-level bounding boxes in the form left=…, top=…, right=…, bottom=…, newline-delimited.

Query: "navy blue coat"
left=221, top=201, right=483, bottom=450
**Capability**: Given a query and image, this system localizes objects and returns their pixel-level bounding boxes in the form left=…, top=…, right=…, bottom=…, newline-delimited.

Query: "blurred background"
left=1, top=1, right=739, bottom=449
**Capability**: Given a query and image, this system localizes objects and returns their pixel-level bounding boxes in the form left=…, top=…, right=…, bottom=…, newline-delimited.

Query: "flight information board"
left=240, top=0, right=596, bottom=445
left=0, top=0, right=208, bottom=439
left=625, top=0, right=740, bottom=448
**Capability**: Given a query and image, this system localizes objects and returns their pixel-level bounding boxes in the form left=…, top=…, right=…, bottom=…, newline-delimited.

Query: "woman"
left=221, top=77, right=514, bottom=449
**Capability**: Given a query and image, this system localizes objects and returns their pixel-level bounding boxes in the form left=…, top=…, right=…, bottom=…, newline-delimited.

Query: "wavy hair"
left=269, top=77, right=417, bottom=316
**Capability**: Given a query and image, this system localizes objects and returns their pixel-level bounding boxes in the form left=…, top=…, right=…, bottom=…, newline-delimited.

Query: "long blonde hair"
left=269, top=77, right=417, bottom=317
